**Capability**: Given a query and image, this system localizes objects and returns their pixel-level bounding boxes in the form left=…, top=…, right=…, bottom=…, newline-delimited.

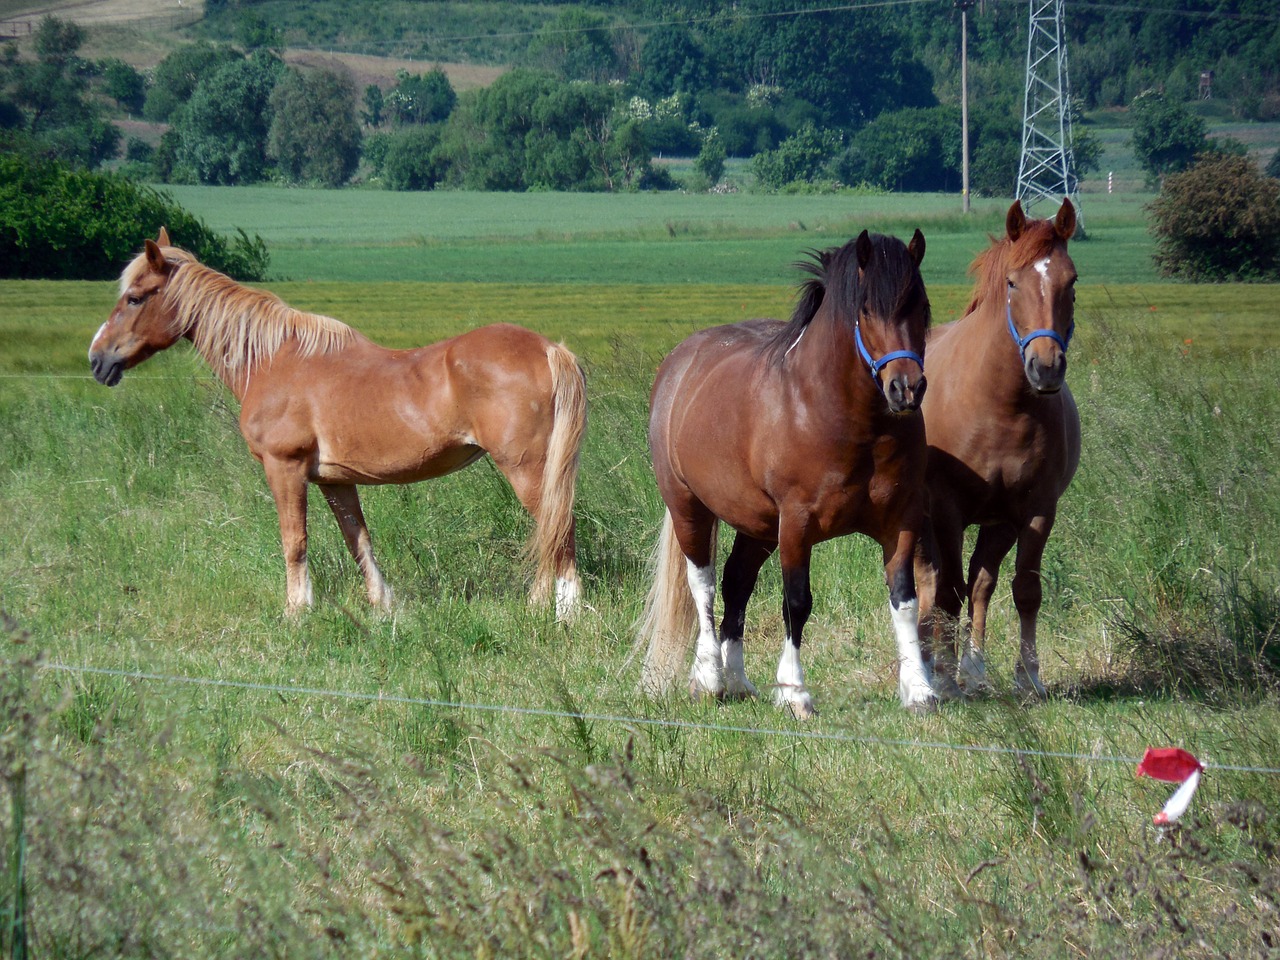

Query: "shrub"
left=381, top=125, right=446, bottom=190
left=1148, top=152, right=1280, bottom=281
left=750, top=122, right=840, bottom=190
left=0, top=154, right=269, bottom=280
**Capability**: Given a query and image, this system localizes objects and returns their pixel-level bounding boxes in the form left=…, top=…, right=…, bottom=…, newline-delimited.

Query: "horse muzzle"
left=1024, top=353, right=1066, bottom=394
left=90, top=351, right=125, bottom=387
left=885, top=372, right=926, bottom=414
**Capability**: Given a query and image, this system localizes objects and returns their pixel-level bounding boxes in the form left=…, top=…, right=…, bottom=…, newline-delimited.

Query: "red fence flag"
left=1136, top=747, right=1205, bottom=825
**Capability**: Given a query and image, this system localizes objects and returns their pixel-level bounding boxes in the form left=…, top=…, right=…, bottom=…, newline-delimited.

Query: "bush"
left=381, top=125, right=446, bottom=190
left=1148, top=152, right=1280, bottom=281
left=750, top=122, right=840, bottom=190
left=0, top=154, right=270, bottom=280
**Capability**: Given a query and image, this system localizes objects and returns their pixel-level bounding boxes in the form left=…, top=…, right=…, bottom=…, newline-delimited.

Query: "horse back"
left=239, top=323, right=563, bottom=485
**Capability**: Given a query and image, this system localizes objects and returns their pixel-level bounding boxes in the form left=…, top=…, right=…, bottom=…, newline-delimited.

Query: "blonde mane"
left=122, top=247, right=358, bottom=381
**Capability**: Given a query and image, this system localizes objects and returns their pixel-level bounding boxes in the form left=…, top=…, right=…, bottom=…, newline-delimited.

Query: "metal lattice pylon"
left=1016, top=0, right=1082, bottom=226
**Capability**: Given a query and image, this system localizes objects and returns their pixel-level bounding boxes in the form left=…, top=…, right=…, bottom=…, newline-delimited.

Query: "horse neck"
left=952, top=296, right=1034, bottom=403
left=789, top=304, right=883, bottom=408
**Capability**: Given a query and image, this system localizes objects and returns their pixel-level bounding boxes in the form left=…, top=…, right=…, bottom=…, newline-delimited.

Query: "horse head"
left=1003, top=199, right=1077, bottom=395
left=854, top=227, right=929, bottom=414
left=89, top=227, right=185, bottom=387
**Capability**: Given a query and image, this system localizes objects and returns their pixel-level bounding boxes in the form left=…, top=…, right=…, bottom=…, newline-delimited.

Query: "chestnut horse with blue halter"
left=915, top=199, right=1080, bottom=698
left=638, top=229, right=938, bottom=716
left=89, top=230, right=586, bottom=619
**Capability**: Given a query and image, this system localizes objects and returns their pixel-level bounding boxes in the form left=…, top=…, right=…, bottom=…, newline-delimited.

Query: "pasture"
left=1, top=191, right=1279, bottom=957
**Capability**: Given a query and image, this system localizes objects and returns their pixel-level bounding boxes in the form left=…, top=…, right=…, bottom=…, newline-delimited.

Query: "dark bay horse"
left=915, top=199, right=1080, bottom=698
left=89, top=230, right=586, bottom=619
left=638, top=230, right=937, bottom=717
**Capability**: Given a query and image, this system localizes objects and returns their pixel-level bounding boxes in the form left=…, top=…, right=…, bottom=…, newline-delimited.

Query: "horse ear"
left=1006, top=201, right=1026, bottom=242
left=908, top=228, right=926, bottom=266
left=157, top=226, right=170, bottom=247
left=144, top=239, right=170, bottom=274
left=1054, top=198, right=1076, bottom=240
left=855, top=230, right=873, bottom=270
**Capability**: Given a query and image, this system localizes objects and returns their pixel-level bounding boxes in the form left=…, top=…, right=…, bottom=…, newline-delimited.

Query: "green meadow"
left=2, top=189, right=1279, bottom=957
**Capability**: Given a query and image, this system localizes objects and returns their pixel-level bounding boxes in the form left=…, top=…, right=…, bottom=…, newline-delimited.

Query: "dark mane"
left=965, top=218, right=1062, bottom=316
left=766, top=233, right=930, bottom=363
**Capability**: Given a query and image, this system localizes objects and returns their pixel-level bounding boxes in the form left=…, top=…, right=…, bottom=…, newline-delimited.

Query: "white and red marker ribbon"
left=1136, top=747, right=1205, bottom=826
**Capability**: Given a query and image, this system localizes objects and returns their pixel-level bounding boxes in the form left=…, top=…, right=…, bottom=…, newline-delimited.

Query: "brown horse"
left=638, top=230, right=937, bottom=717
left=89, top=230, right=586, bottom=618
left=915, top=199, right=1080, bottom=698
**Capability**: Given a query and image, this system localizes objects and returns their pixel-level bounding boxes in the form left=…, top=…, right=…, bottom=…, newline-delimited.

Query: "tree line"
left=4, top=2, right=1279, bottom=195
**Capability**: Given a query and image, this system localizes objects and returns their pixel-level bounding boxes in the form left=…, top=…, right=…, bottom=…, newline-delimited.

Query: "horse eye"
left=127, top=294, right=144, bottom=306
left=1007, top=279, right=1017, bottom=291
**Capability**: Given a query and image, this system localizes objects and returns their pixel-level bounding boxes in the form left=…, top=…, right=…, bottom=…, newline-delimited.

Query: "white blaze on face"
left=89, top=322, right=109, bottom=356
left=1034, top=257, right=1052, bottom=301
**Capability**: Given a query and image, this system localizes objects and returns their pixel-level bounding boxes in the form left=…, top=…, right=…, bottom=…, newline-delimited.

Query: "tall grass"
left=1, top=277, right=1279, bottom=955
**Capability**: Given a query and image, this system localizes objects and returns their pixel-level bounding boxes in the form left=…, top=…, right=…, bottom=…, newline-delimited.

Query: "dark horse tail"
left=528, top=343, right=587, bottom=619
left=636, top=509, right=719, bottom=694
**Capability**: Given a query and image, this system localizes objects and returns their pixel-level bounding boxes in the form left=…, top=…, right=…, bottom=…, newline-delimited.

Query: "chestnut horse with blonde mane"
left=638, top=230, right=938, bottom=717
left=89, top=230, right=586, bottom=618
left=915, top=199, right=1080, bottom=698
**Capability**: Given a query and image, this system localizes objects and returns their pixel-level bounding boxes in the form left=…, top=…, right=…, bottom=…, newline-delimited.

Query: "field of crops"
left=2, top=191, right=1279, bottom=957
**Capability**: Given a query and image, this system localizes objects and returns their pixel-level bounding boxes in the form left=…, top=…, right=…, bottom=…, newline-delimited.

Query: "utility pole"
left=1016, top=0, right=1083, bottom=230
left=956, top=0, right=976, bottom=213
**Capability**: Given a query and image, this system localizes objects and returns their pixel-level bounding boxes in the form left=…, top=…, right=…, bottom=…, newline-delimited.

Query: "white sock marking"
left=555, top=576, right=580, bottom=621
left=686, top=560, right=723, bottom=695
left=891, top=597, right=935, bottom=708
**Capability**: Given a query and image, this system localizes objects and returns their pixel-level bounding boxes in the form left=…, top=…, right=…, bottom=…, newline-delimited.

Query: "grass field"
left=2, top=192, right=1280, bottom=956
left=157, top=187, right=1162, bottom=285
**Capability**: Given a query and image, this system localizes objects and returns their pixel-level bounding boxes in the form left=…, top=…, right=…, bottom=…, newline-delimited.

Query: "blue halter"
left=1006, top=298, right=1074, bottom=357
left=854, top=322, right=924, bottom=382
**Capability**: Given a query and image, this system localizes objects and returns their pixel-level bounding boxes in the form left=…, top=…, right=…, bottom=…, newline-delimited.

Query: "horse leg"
left=1011, top=515, right=1055, bottom=700
left=774, top=523, right=818, bottom=718
left=663, top=500, right=723, bottom=699
left=320, top=484, right=392, bottom=611
left=917, top=513, right=966, bottom=699
left=964, top=523, right=1018, bottom=694
left=492, top=456, right=579, bottom=620
left=262, top=456, right=312, bottom=615
left=718, top=533, right=774, bottom=700
left=885, top=529, right=938, bottom=713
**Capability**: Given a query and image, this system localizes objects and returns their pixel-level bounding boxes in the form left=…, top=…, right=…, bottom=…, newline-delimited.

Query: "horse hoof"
left=905, top=697, right=939, bottom=716
left=787, top=700, right=818, bottom=720
left=688, top=678, right=725, bottom=702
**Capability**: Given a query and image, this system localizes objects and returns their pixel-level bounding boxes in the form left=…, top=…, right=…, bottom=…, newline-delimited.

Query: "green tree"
left=637, top=24, right=709, bottom=98
left=172, top=51, right=284, bottom=184
left=361, top=83, right=384, bottom=127
left=1149, top=152, right=1280, bottom=281
left=705, top=0, right=933, bottom=130
left=0, top=153, right=268, bottom=280
left=694, top=128, right=726, bottom=184
left=381, top=125, right=447, bottom=190
left=835, top=106, right=960, bottom=192
left=387, top=68, right=456, bottom=126
left=1130, top=90, right=1206, bottom=182
left=267, top=66, right=361, bottom=186
left=431, top=71, right=666, bottom=192
left=143, top=42, right=242, bottom=123
left=100, top=58, right=146, bottom=115
left=0, top=16, right=119, bottom=167
left=526, top=9, right=619, bottom=82
left=750, top=122, right=840, bottom=189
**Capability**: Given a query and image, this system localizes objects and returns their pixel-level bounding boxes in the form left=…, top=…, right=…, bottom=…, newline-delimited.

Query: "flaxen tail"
left=529, top=342, right=587, bottom=619
left=636, top=509, right=716, bottom=694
